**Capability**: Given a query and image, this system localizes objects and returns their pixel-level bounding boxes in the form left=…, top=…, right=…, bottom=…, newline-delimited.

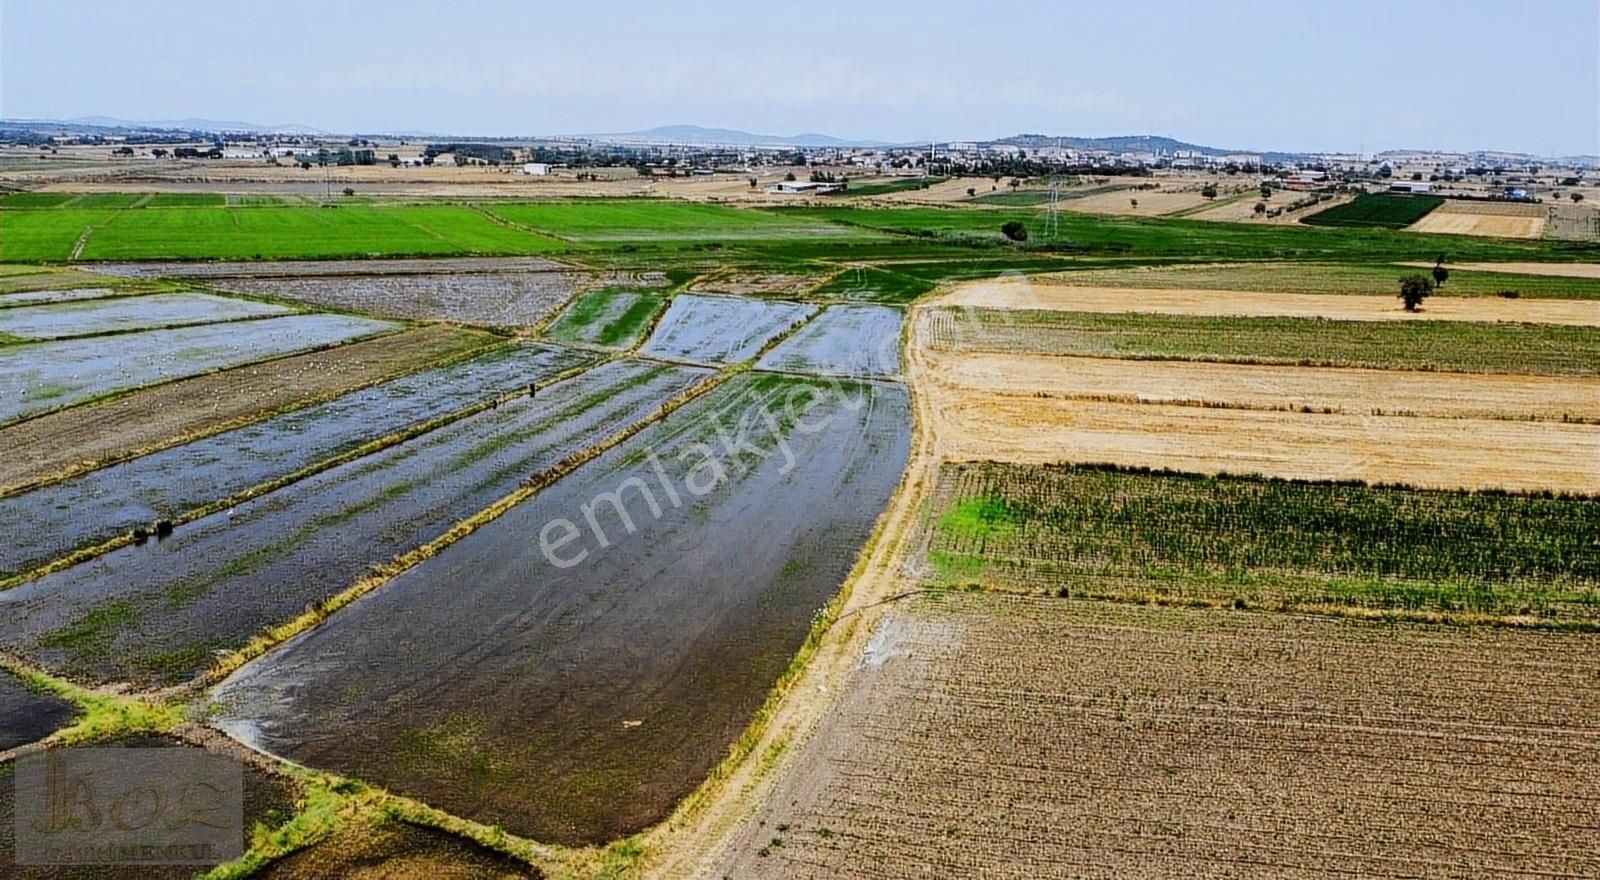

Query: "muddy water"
left=0, top=292, right=292, bottom=340
left=214, top=373, right=911, bottom=845
left=640, top=293, right=817, bottom=364
left=0, top=361, right=711, bottom=686
left=757, top=303, right=905, bottom=378
left=0, top=343, right=593, bottom=578
left=0, top=671, right=76, bottom=750
left=0, top=313, right=395, bottom=424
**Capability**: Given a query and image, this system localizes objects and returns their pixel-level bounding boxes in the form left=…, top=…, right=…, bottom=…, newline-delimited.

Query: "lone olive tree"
left=1398, top=274, right=1434, bottom=311
left=1431, top=257, right=1449, bottom=288
left=1001, top=220, right=1029, bottom=242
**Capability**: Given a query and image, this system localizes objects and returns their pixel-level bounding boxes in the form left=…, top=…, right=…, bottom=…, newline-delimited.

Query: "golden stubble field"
left=715, top=594, right=1600, bottom=879
left=1409, top=200, right=1548, bottom=239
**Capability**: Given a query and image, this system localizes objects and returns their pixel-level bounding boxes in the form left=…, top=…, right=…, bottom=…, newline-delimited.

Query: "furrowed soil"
left=0, top=361, right=712, bottom=686
left=757, top=304, right=905, bottom=378
left=716, top=594, right=1600, bottom=879
left=934, top=277, right=1600, bottom=325
left=640, top=293, right=819, bottom=365
left=0, top=292, right=292, bottom=340
left=0, top=734, right=299, bottom=880
left=0, top=343, right=594, bottom=578
left=0, top=671, right=76, bottom=750
left=0, top=325, right=499, bottom=496
left=212, top=373, right=911, bottom=846
left=0, top=313, right=398, bottom=425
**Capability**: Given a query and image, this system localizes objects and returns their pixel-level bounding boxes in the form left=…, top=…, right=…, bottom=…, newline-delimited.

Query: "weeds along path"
left=650, top=299, right=945, bottom=879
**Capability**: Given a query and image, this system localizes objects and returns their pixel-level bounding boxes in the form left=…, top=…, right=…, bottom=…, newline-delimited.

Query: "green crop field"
left=924, top=461, right=1600, bottom=621
left=1301, top=193, right=1445, bottom=229
left=924, top=306, right=1600, bottom=375
left=825, top=177, right=947, bottom=197
left=482, top=199, right=871, bottom=242
left=775, top=204, right=1594, bottom=263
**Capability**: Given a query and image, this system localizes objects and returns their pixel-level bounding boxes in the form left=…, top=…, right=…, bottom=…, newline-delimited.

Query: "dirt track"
left=0, top=325, right=496, bottom=495
left=935, top=278, right=1600, bottom=325
left=716, top=594, right=1600, bottom=879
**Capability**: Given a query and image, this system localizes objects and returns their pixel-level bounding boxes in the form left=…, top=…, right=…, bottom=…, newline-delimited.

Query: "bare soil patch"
left=716, top=594, right=1600, bottom=879
left=0, top=325, right=496, bottom=496
left=935, top=277, right=1600, bottom=326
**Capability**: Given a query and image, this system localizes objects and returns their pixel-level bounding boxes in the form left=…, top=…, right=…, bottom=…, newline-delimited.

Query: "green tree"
left=1254, top=201, right=1267, bottom=216
left=1398, top=274, right=1434, bottom=312
left=1001, top=220, right=1029, bottom=242
left=1431, top=259, right=1449, bottom=288
left=1201, top=183, right=1218, bottom=199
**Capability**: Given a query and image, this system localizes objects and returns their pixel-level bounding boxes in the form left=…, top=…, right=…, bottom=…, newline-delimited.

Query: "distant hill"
left=997, top=133, right=1240, bottom=156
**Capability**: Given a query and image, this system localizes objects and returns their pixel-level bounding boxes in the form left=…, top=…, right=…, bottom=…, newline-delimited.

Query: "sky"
left=2, top=0, right=1595, bottom=155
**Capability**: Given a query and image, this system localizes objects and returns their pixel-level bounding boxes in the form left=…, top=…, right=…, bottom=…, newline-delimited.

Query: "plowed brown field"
left=718, top=594, right=1600, bottom=880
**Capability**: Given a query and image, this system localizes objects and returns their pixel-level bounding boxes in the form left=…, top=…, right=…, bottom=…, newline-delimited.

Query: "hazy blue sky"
left=2, top=0, right=1595, bottom=154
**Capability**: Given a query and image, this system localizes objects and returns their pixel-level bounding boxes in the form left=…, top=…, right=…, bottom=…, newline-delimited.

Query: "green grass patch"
left=810, top=266, right=935, bottom=302
left=929, top=306, right=1600, bottom=375
left=826, top=176, right=947, bottom=197
left=1301, top=193, right=1445, bottom=229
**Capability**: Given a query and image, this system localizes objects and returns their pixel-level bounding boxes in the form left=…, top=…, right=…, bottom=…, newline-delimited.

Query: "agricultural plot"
left=932, top=352, right=1600, bottom=422
left=808, top=266, right=936, bottom=303
left=0, top=291, right=292, bottom=340
left=0, top=735, right=299, bottom=880
left=640, top=293, right=818, bottom=364
left=0, top=287, right=121, bottom=307
left=213, top=373, right=912, bottom=846
left=542, top=288, right=665, bottom=348
left=935, top=277, right=1600, bottom=324
left=484, top=199, right=871, bottom=242
left=0, top=326, right=497, bottom=496
left=1300, top=192, right=1444, bottom=228
left=0, top=672, right=76, bottom=750
left=1410, top=199, right=1547, bottom=239
left=91, top=256, right=568, bottom=278
left=0, top=361, right=711, bottom=686
left=0, top=342, right=593, bottom=579
left=1040, top=260, right=1600, bottom=299
left=0, top=313, right=397, bottom=425
left=222, top=272, right=586, bottom=328
left=757, top=304, right=904, bottom=378
left=719, top=594, right=1600, bottom=879
left=919, top=307, right=1600, bottom=374
left=917, top=461, right=1600, bottom=618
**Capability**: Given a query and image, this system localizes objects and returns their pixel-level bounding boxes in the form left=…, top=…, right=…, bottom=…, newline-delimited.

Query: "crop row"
left=921, top=461, right=1600, bottom=619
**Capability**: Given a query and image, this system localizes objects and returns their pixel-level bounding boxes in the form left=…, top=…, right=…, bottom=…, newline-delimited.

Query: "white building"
left=523, top=162, right=551, bottom=176
left=765, top=180, right=845, bottom=194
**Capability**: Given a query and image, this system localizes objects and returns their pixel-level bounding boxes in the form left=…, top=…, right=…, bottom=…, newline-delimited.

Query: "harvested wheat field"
left=0, top=325, right=498, bottom=495
left=1059, top=186, right=1219, bottom=216
left=922, top=393, right=1599, bottom=491
left=935, top=277, right=1600, bottom=325
left=716, top=594, right=1600, bottom=880
left=1409, top=200, right=1547, bottom=238
left=926, top=351, right=1600, bottom=422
